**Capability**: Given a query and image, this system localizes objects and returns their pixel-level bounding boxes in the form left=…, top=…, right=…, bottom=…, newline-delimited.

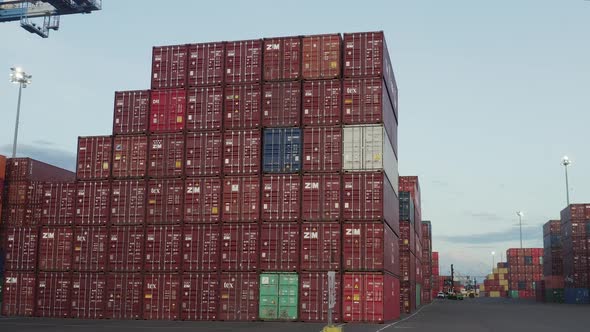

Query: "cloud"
left=32, top=139, right=57, bottom=146
left=438, top=226, right=543, bottom=244
left=465, top=211, right=504, bottom=221
left=0, top=143, right=76, bottom=171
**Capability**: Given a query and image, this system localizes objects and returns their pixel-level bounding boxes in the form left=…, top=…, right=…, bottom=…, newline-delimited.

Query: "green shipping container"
left=259, top=273, right=298, bottom=320
left=509, top=290, right=519, bottom=299
left=545, top=289, right=565, bottom=303
left=416, top=284, right=422, bottom=307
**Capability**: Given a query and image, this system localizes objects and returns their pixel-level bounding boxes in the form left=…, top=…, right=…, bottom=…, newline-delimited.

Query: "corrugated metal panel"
left=225, top=40, right=262, bottom=84
left=184, top=177, right=222, bottom=223
left=181, top=273, right=219, bottom=320
left=143, top=273, right=180, bottom=320
left=302, top=127, right=342, bottom=172
left=224, top=84, right=261, bottom=129
left=302, top=80, right=341, bottom=126
left=260, top=223, right=299, bottom=271
left=261, top=174, right=300, bottom=222
left=221, top=224, right=259, bottom=271
left=105, top=273, right=143, bottom=319
left=76, top=136, right=112, bottom=180
left=1, top=271, right=36, bottom=316
left=151, top=45, right=188, bottom=89
left=262, top=82, right=301, bottom=127
left=71, top=273, right=106, bottom=319
left=148, top=133, right=185, bottom=178
left=223, top=130, right=261, bottom=175
left=112, top=135, right=149, bottom=178
left=108, top=226, right=144, bottom=272
left=302, top=34, right=341, bottom=79
left=263, top=128, right=301, bottom=173
left=150, top=89, right=186, bottom=133
left=299, top=272, right=341, bottom=322
left=75, top=181, right=111, bottom=226
left=187, top=86, right=223, bottom=131
left=301, top=174, right=341, bottom=222
left=4, top=227, right=38, bottom=271
left=300, top=223, right=341, bottom=271
left=36, top=272, right=71, bottom=318
left=263, top=37, right=301, bottom=81
left=188, top=42, right=225, bottom=86
left=222, top=176, right=260, bottom=222
left=41, top=182, right=76, bottom=225
left=144, top=226, right=182, bottom=272
left=147, top=179, right=183, bottom=225
left=73, top=226, right=108, bottom=272
left=219, top=272, right=258, bottom=321
left=343, top=125, right=398, bottom=196
left=110, top=180, right=147, bottom=225
left=185, top=132, right=223, bottom=176
left=182, top=224, right=220, bottom=271
left=113, top=90, right=150, bottom=135
left=38, top=227, right=73, bottom=271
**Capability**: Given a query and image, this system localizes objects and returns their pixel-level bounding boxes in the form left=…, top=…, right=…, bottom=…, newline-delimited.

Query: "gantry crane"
left=0, top=0, right=101, bottom=38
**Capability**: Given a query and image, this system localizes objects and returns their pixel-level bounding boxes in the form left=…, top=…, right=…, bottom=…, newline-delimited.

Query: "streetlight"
left=491, top=251, right=496, bottom=271
left=516, top=211, right=524, bottom=249
left=9, top=67, right=32, bottom=158
left=562, top=156, right=571, bottom=207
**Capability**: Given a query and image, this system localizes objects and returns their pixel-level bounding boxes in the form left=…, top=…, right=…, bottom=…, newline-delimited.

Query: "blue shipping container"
left=564, top=288, right=590, bottom=304
left=263, top=128, right=302, bottom=173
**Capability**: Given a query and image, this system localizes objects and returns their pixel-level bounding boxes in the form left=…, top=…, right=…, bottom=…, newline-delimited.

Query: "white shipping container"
left=343, top=124, right=398, bottom=196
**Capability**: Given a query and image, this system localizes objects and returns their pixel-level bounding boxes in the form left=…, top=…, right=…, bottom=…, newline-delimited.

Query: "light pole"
left=516, top=211, right=524, bottom=249
left=491, top=251, right=495, bottom=271
left=562, top=156, right=571, bottom=207
left=10, top=67, right=32, bottom=158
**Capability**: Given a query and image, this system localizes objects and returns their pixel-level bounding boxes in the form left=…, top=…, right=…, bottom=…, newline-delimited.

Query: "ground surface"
left=1, top=298, right=589, bottom=332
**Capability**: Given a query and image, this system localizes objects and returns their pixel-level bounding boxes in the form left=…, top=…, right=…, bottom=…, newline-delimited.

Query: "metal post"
left=12, top=82, right=23, bottom=158
left=564, top=164, right=570, bottom=206
left=519, top=214, right=523, bottom=249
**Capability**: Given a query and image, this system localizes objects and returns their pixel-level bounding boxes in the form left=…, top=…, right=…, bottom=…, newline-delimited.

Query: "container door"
left=259, top=273, right=279, bottom=320
left=278, top=274, right=298, bottom=320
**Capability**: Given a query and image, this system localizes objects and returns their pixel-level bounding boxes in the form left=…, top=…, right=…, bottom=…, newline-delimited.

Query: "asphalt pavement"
left=1, top=298, right=589, bottom=332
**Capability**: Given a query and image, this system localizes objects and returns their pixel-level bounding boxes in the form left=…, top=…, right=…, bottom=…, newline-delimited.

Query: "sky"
left=1, top=0, right=589, bottom=278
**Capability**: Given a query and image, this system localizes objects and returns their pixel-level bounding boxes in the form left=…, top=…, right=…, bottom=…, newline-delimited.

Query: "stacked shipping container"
left=560, top=204, right=590, bottom=304
left=1, top=31, right=403, bottom=323
left=506, top=248, right=543, bottom=299
left=481, top=263, right=509, bottom=298
left=542, top=220, right=565, bottom=303
left=431, top=251, right=440, bottom=298
left=421, top=221, right=432, bottom=304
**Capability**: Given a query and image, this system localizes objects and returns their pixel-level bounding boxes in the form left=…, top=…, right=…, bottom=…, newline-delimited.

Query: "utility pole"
left=451, top=264, right=455, bottom=292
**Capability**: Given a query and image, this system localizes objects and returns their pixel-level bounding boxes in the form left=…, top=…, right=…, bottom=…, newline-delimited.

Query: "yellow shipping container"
left=480, top=285, right=486, bottom=291
left=490, top=291, right=501, bottom=298
left=503, top=285, right=509, bottom=291
left=488, top=274, right=495, bottom=280
left=499, top=274, right=505, bottom=280
left=493, top=268, right=499, bottom=274
left=500, top=280, right=508, bottom=286
left=499, top=268, right=508, bottom=274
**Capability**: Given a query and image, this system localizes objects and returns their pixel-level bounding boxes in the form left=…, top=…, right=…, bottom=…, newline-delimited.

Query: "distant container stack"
left=542, top=220, right=565, bottom=303
left=506, top=248, right=543, bottom=299
left=398, top=176, right=423, bottom=313
left=421, top=221, right=432, bottom=304
left=560, top=204, right=590, bottom=304
left=481, top=262, right=509, bottom=298
left=430, top=252, right=440, bottom=298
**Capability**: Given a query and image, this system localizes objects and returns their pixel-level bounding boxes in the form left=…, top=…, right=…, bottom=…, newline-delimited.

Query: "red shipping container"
left=108, top=226, right=145, bottom=272
left=222, top=176, right=260, bottom=222
left=41, top=182, right=76, bottom=225
left=302, top=127, right=342, bottom=172
left=0, top=154, right=5, bottom=180
left=225, top=39, right=262, bottom=84
left=301, top=174, right=341, bottom=221
left=185, top=132, right=223, bottom=176
left=302, top=34, right=341, bottom=80
left=148, top=133, right=185, bottom=178
left=299, top=272, right=341, bottom=323
left=186, top=86, right=223, bottom=131
left=262, top=81, right=301, bottom=127
left=150, top=89, right=186, bottom=133
left=343, top=222, right=399, bottom=275
left=3, top=182, right=43, bottom=226
left=300, top=223, right=341, bottom=271
left=343, top=172, right=399, bottom=236
left=151, top=45, right=188, bottom=89
left=219, top=272, right=258, bottom=321
left=4, top=181, right=43, bottom=206
left=76, top=136, right=112, bottom=180
left=75, top=181, right=110, bottom=226
left=71, top=273, right=106, bottom=319
left=112, top=135, right=149, bottom=178
left=263, top=36, right=301, bottom=81
left=1, top=271, right=36, bottom=316
left=143, top=273, right=180, bottom=320
left=105, top=273, right=143, bottom=319
left=183, top=224, right=220, bottom=271
left=145, top=225, right=182, bottom=272
left=147, top=179, right=183, bottom=224
left=181, top=273, right=219, bottom=321
left=399, top=176, right=421, bottom=216
left=343, top=32, right=398, bottom=117
left=4, top=227, right=38, bottom=271
left=224, top=84, right=261, bottom=129
left=342, top=78, right=398, bottom=155
left=113, top=90, right=150, bottom=135
left=184, top=177, right=222, bottom=223
left=223, top=130, right=261, bottom=175
left=260, top=223, right=299, bottom=271
left=302, top=80, right=341, bottom=126
left=262, top=174, right=300, bottom=222
left=36, top=272, right=71, bottom=318
left=343, top=273, right=400, bottom=323
left=110, top=179, right=147, bottom=225
left=38, top=226, right=73, bottom=271
left=188, top=42, right=225, bottom=86
left=221, top=224, right=259, bottom=271
left=73, top=226, right=108, bottom=272
left=5, top=157, right=74, bottom=182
